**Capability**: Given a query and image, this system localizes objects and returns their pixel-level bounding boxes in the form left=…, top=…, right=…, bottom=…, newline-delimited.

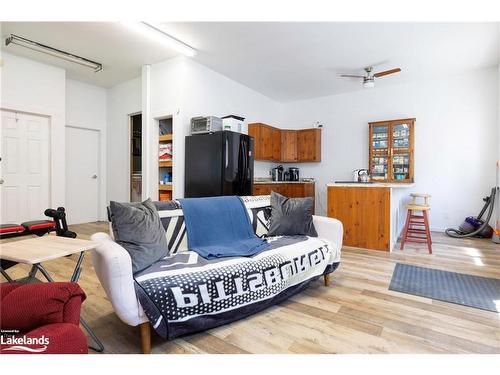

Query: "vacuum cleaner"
left=445, top=187, right=496, bottom=238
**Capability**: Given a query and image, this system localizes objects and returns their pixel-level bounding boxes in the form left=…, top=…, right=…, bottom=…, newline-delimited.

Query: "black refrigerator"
left=185, top=131, right=254, bottom=198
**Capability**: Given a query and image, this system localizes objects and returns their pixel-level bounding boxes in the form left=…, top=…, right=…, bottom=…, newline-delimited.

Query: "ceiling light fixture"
left=121, top=22, right=197, bottom=57
left=362, top=79, right=375, bottom=88
left=5, top=34, right=103, bottom=72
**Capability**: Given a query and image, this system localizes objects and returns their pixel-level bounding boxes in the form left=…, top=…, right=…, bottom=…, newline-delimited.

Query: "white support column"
left=141, top=65, right=156, bottom=201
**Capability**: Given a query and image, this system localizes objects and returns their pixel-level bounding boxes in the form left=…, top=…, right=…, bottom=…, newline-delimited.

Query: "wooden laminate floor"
left=1, top=222, right=499, bottom=354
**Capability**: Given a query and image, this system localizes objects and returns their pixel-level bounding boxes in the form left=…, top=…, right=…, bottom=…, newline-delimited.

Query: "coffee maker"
left=289, top=167, right=300, bottom=182
left=271, top=165, right=284, bottom=181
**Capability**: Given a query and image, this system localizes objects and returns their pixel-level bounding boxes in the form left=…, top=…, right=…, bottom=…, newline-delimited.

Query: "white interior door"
left=0, top=110, right=50, bottom=224
left=65, top=126, right=100, bottom=224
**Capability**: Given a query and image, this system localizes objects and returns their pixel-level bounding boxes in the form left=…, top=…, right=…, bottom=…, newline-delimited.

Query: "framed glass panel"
left=371, top=154, right=388, bottom=181
left=371, top=125, right=389, bottom=150
left=392, top=153, right=410, bottom=181
left=392, top=123, right=410, bottom=149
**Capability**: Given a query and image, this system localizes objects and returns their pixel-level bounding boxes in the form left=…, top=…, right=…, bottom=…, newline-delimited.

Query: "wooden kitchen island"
left=327, top=183, right=414, bottom=251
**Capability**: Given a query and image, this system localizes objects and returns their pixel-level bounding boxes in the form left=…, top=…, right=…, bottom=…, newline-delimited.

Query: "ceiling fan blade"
left=374, top=68, right=401, bottom=78
left=340, top=74, right=365, bottom=78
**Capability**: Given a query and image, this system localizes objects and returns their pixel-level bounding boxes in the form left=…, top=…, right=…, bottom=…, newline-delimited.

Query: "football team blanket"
left=134, top=235, right=340, bottom=339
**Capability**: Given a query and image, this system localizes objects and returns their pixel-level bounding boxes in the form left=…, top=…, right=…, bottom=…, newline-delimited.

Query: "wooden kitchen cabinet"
left=297, top=129, right=321, bottom=162
left=248, top=123, right=321, bottom=163
left=253, top=182, right=315, bottom=213
left=328, top=186, right=391, bottom=251
left=249, top=123, right=273, bottom=160
left=253, top=182, right=315, bottom=198
left=271, top=127, right=281, bottom=161
left=280, top=130, right=298, bottom=162
left=369, top=118, right=415, bottom=183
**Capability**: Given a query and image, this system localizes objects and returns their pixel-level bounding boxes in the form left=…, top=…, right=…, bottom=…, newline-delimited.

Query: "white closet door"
left=0, top=110, right=50, bottom=224
left=65, top=126, right=100, bottom=224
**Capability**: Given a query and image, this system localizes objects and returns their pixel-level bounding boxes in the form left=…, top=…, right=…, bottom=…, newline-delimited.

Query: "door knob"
left=92, top=175, right=98, bottom=179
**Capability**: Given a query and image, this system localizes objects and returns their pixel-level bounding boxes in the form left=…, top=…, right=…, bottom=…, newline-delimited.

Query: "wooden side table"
left=0, top=236, right=105, bottom=352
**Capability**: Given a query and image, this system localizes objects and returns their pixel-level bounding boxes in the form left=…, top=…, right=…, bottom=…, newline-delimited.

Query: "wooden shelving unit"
left=158, top=183, right=172, bottom=191
left=159, top=134, right=173, bottom=142
left=158, top=117, right=173, bottom=201
left=159, top=160, right=173, bottom=168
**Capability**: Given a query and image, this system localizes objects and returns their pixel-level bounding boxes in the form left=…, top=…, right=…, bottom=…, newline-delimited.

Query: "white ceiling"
left=0, top=22, right=180, bottom=88
left=1, top=22, right=499, bottom=102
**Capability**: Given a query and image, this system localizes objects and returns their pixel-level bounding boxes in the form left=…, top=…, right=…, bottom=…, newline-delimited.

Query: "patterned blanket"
left=134, top=235, right=340, bottom=339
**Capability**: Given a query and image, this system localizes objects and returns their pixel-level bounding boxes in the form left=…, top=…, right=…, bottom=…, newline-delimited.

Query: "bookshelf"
left=158, top=117, right=173, bottom=201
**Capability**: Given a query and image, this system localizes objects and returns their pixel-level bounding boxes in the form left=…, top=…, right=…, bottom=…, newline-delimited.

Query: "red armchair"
left=0, top=282, right=88, bottom=354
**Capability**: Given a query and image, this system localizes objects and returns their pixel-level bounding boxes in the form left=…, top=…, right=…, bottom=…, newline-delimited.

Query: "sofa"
left=91, top=195, right=342, bottom=353
left=0, top=282, right=88, bottom=354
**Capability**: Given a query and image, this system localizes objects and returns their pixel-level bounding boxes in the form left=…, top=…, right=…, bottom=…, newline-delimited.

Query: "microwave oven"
left=190, top=116, right=223, bottom=135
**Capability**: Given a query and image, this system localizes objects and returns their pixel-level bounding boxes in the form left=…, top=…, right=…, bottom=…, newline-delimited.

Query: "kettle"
left=353, top=169, right=370, bottom=182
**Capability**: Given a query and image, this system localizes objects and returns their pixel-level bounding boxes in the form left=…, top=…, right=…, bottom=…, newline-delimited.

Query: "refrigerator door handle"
left=225, top=136, right=229, bottom=169
left=239, top=140, right=245, bottom=190
left=242, top=140, right=247, bottom=183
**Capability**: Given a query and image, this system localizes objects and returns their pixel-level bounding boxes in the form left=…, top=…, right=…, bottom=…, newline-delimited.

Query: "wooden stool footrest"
left=400, top=204, right=432, bottom=254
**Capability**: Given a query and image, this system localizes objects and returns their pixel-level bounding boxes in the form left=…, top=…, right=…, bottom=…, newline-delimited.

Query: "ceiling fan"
left=340, top=66, right=401, bottom=88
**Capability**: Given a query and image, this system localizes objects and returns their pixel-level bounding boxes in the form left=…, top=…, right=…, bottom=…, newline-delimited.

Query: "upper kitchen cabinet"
left=297, top=129, right=321, bottom=162
left=271, top=127, right=281, bottom=161
left=280, top=130, right=298, bottom=162
left=248, top=123, right=273, bottom=160
left=248, top=123, right=321, bottom=163
left=369, top=118, right=415, bottom=183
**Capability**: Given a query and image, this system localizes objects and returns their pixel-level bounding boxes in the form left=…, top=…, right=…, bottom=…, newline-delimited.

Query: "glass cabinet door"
left=391, top=122, right=412, bottom=181
left=370, top=124, right=389, bottom=181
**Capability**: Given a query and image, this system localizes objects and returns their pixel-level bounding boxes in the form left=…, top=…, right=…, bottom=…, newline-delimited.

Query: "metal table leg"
left=27, top=265, right=38, bottom=283
left=36, top=253, right=105, bottom=353
left=0, top=266, right=14, bottom=283
left=80, top=318, right=105, bottom=352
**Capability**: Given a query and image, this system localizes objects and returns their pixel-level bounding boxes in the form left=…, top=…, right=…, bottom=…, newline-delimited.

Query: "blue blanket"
left=178, top=196, right=269, bottom=259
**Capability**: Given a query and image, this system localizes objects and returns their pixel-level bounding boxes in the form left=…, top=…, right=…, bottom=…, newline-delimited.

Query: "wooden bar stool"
left=400, top=193, right=432, bottom=254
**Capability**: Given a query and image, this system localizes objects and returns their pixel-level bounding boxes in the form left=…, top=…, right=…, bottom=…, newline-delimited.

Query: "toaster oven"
left=190, top=116, right=223, bottom=135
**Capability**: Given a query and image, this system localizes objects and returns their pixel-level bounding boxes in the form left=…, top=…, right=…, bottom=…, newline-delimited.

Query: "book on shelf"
left=159, top=143, right=173, bottom=161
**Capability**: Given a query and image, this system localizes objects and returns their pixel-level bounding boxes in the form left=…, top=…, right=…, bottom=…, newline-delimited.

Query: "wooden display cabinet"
left=368, top=118, right=415, bottom=183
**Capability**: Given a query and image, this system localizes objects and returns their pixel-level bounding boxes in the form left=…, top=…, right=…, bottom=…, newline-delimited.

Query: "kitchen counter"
left=254, top=179, right=315, bottom=184
left=327, top=182, right=414, bottom=188
left=327, top=183, right=413, bottom=251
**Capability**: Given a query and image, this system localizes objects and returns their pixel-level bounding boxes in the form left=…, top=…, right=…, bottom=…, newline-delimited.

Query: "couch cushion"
left=268, top=192, right=317, bottom=237
left=109, top=199, right=169, bottom=273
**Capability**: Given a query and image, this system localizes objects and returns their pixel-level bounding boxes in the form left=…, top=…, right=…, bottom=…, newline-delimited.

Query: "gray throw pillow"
left=109, top=199, right=168, bottom=273
left=268, top=191, right=318, bottom=237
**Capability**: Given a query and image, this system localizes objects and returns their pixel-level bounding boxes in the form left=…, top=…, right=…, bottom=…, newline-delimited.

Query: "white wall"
left=106, top=76, right=142, bottom=203
left=0, top=52, right=66, bottom=209
left=281, top=68, right=499, bottom=230
left=65, top=79, right=107, bottom=220
left=149, top=57, right=283, bottom=199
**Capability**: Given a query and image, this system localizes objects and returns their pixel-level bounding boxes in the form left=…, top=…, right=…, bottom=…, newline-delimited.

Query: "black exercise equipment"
left=0, top=207, right=76, bottom=273
left=0, top=207, right=76, bottom=240
left=445, top=188, right=496, bottom=238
